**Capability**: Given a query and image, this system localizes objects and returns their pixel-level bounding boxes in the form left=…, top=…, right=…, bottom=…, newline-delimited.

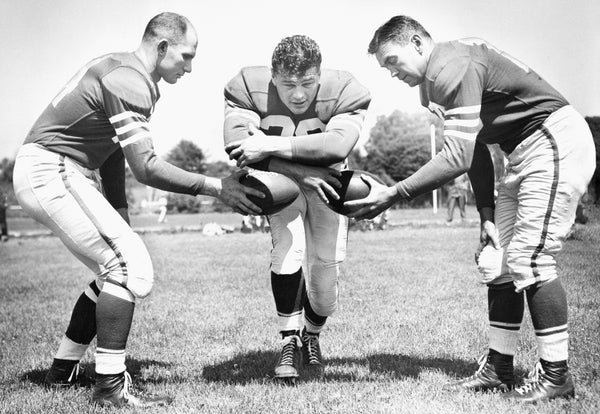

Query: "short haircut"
left=368, top=15, right=432, bottom=54
left=271, top=35, right=322, bottom=76
left=142, top=12, right=191, bottom=44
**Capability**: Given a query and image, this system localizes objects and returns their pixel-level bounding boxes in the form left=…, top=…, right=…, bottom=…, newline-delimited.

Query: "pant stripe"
left=530, top=126, right=560, bottom=279
left=58, top=156, right=129, bottom=286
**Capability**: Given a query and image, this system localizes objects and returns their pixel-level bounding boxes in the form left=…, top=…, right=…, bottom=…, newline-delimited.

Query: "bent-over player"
left=12, top=12, right=262, bottom=407
left=349, top=16, right=595, bottom=402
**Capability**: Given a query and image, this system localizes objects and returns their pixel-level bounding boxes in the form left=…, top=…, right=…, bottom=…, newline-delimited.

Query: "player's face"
left=272, top=66, right=320, bottom=115
left=157, top=29, right=198, bottom=84
left=375, top=39, right=427, bottom=87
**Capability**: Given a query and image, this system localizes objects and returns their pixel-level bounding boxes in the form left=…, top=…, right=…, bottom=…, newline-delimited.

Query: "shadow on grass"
left=202, top=350, right=481, bottom=385
left=20, top=359, right=174, bottom=388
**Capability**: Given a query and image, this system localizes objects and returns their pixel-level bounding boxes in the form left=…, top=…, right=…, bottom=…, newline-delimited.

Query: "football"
left=326, top=170, right=383, bottom=215
left=239, top=170, right=300, bottom=215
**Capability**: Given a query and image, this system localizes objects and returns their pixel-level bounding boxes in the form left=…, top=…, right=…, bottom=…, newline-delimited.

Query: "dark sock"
left=271, top=269, right=306, bottom=319
left=65, top=281, right=100, bottom=344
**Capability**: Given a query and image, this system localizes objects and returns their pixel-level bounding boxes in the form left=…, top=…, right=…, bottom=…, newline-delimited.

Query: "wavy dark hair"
left=272, top=35, right=322, bottom=76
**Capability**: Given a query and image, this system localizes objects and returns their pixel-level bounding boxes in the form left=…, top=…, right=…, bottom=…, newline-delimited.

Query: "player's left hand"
left=344, top=175, right=398, bottom=220
left=225, top=124, right=279, bottom=168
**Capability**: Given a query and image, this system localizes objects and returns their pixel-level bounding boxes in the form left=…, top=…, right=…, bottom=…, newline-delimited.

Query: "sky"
left=1, top=0, right=598, bottom=162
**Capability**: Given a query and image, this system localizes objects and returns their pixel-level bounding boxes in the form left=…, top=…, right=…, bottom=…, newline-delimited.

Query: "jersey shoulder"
left=317, top=69, right=371, bottom=118
left=224, top=66, right=270, bottom=110
left=99, top=53, right=158, bottom=117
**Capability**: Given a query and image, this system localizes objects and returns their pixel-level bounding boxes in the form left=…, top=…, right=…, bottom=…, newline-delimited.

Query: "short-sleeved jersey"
left=224, top=66, right=370, bottom=142
left=24, top=52, right=159, bottom=170
left=420, top=39, right=568, bottom=154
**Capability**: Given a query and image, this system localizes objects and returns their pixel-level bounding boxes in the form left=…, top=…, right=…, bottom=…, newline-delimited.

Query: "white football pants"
left=478, top=106, right=596, bottom=291
left=13, top=143, right=154, bottom=298
left=269, top=184, right=348, bottom=328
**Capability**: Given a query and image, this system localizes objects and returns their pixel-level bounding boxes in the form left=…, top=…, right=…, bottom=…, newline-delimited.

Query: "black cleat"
left=301, top=329, right=324, bottom=378
left=504, top=361, right=575, bottom=402
left=443, top=353, right=515, bottom=392
left=274, top=334, right=302, bottom=383
left=92, top=371, right=172, bottom=407
left=44, top=359, right=81, bottom=388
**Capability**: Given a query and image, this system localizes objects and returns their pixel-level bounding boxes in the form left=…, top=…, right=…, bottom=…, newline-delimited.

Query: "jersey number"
left=260, top=115, right=325, bottom=136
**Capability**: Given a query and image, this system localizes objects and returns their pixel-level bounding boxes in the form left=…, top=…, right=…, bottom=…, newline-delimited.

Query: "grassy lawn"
left=0, top=207, right=598, bottom=413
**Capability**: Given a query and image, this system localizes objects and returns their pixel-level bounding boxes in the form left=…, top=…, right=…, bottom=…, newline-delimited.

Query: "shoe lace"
left=67, top=363, right=80, bottom=383
left=515, top=362, right=544, bottom=395
left=279, top=335, right=301, bottom=365
left=303, top=334, right=320, bottom=365
left=122, top=371, right=136, bottom=401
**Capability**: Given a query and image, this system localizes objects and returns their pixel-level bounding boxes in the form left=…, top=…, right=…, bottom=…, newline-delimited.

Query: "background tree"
left=164, top=140, right=208, bottom=213
left=350, top=111, right=443, bottom=207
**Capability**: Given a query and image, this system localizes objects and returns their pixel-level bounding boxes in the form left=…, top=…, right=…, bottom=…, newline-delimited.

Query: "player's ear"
left=411, top=34, right=423, bottom=54
left=157, top=40, right=169, bottom=56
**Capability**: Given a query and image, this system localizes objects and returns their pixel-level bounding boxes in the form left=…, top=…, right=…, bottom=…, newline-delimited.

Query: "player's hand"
left=225, top=125, right=278, bottom=168
left=475, top=220, right=501, bottom=263
left=293, top=165, right=342, bottom=204
left=218, top=170, right=265, bottom=215
left=344, top=175, right=398, bottom=220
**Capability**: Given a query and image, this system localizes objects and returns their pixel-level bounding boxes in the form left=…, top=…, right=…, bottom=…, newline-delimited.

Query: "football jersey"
left=421, top=39, right=568, bottom=154
left=396, top=39, right=568, bottom=202
left=223, top=66, right=370, bottom=164
left=24, top=52, right=159, bottom=170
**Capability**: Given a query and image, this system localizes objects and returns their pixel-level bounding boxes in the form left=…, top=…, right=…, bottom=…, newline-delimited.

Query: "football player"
left=349, top=16, right=595, bottom=402
left=12, top=12, right=262, bottom=407
left=224, top=35, right=371, bottom=381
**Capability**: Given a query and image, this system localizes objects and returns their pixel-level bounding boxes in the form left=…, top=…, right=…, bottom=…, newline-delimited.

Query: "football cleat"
left=44, top=359, right=81, bottom=387
left=92, top=371, right=172, bottom=407
left=503, top=361, right=575, bottom=402
left=274, top=334, right=302, bottom=382
left=443, top=352, right=515, bottom=392
left=301, top=330, right=324, bottom=377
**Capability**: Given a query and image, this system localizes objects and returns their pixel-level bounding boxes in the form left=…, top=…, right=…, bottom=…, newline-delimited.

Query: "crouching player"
left=224, top=35, right=371, bottom=381
left=13, top=12, right=262, bottom=407
left=351, top=15, right=596, bottom=402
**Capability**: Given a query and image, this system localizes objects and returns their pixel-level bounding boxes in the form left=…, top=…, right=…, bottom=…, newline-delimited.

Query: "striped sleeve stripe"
left=444, top=118, right=481, bottom=127
left=445, top=105, right=481, bottom=116
left=109, top=111, right=142, bottom=124
left=120, top=131, right=151, bottom=148
left=444, top=129, right=478, bottom=141
left=115, top=121, right=147, bottom=135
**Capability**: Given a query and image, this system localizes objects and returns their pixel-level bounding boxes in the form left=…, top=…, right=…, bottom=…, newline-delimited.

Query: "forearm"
left=288, top=131, right=357, bottom=165
left=395, top=154, right=469, bottom=200
left=468, top=141, right=496, bottom=212
left=395, top=138, right=475, bottom=200
left=127, top=148, right=207, bottom=196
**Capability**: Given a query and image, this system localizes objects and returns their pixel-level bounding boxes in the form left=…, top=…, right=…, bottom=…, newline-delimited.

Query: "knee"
left=108, top=233, right=155, bottom=299
left=310, top=293, right=338, bottom=317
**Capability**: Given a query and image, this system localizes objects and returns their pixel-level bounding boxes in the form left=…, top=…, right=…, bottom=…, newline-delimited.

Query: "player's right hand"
left=219, top=170, right=265, bottom=215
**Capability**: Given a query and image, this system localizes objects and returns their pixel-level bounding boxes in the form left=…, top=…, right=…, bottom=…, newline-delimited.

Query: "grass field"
left=1, top=207, right=599, bottom=413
